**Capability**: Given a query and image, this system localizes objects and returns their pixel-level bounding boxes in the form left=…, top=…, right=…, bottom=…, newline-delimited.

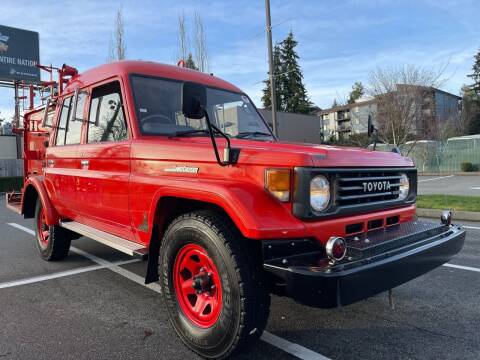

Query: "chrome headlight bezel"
left=398, top=173, right=410, bottom=200
left=310, top=175, right=331, bottom=212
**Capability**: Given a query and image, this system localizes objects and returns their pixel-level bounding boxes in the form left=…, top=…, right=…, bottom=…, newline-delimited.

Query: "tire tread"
left=162, top=210, right=270, bottom=359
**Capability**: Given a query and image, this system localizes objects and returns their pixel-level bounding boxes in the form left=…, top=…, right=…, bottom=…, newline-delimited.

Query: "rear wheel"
left=159, top=210, right=270, bottom=359
left=34, top=199, right=71, bottom=261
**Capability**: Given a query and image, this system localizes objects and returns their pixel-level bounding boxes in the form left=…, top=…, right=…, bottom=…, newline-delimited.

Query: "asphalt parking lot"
left=418, top=175, right=480, bottom=196
left=1, top=196, right=480, bottom=360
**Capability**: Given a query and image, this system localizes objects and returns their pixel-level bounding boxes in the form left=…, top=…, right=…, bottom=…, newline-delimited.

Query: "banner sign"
left=0, top=25, right=40, bottom=83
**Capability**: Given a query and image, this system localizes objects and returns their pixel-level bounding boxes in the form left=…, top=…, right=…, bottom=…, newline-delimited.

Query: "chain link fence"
left=373, top=137, right=480, bottom=173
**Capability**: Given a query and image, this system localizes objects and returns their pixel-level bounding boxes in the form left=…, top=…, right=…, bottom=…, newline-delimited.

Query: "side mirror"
left=182, top=81, right=206, bottom=119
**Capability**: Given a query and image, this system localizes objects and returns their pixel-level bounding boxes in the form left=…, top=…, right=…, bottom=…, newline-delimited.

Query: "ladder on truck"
left=5, top=63, right=78, bottom=215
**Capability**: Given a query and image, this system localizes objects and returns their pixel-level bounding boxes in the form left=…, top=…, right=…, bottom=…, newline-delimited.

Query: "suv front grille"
left=292, top=167, right=417, bottom=220
left=336, top=171, right=402, bottom=207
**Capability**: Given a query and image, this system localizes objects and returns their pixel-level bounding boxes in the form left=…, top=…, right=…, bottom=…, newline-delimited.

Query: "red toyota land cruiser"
left=6, top=61, right=465, bottom=359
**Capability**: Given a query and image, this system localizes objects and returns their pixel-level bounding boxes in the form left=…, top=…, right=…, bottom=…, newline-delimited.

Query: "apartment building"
left=317, top=86, right=461, bottom=141
left=317, top=97, right=376, bottom=140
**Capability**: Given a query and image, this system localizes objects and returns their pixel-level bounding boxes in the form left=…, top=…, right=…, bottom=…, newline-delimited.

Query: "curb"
left=417, top=208, right=480, bottom=222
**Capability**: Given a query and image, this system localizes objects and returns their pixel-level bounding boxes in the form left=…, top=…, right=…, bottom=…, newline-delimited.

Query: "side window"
left=88, top=82, right=128, bottom=143
left=55, top=97, right=72, bottom=146
left=65, top=92, right=86, bottom=145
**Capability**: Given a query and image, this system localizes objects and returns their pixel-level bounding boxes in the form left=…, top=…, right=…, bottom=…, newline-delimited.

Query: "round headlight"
left=310, top=175, right=330, bottom=211
left=398, top=173, right=410, bottom=200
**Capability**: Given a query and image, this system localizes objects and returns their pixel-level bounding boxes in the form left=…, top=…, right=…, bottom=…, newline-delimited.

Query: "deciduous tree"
left=177, top=12, right=209, bottom=72
left=368, top=65, right=445, bottom=145
left=107, top=6, right=126, bottom=62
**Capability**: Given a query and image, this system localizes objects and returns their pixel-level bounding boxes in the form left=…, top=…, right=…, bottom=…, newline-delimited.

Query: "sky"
left=0, top=0, right=479, bottom=121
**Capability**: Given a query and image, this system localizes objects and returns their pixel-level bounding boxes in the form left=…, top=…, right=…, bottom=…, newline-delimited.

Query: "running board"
left=59, top=220, right=148, bottom=259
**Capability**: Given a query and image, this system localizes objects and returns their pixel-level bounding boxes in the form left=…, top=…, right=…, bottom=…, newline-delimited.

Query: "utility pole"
left=265, top=0, right=278, bottom=137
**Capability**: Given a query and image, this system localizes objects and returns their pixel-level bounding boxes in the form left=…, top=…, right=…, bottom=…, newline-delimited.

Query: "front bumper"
left=263, top=220, right=466, bottom=308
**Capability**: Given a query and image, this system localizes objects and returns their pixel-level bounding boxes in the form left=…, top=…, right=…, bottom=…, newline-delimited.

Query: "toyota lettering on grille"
left=362, top=180, right=392, bottom=192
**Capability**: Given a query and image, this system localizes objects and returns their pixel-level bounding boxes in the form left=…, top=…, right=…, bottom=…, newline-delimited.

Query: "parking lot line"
left=418, top=175, right=455, bottom=183
left=463, top=226, right=480, bottom=230
left=6, top=222, right=330, bottom=360
left=7, top=222, right=35, bottom=235
left=443, top=263, right=480, bottom=273
left=261, top=331, right=331, bottom=360
left=0, top=258, right=139, bottom=290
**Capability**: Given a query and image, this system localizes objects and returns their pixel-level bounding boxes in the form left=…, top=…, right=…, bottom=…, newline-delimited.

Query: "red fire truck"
left=6, top=61, right=465, bottom=359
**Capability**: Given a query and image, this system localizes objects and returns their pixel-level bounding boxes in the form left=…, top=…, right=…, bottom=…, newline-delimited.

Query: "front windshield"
left=130, top=75, right=273, bottom=139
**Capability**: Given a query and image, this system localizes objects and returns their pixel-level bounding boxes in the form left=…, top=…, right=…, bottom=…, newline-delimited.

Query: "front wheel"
left=34, top=199, right=71, bottom=261
left=159, top=211, right=270, bottom=359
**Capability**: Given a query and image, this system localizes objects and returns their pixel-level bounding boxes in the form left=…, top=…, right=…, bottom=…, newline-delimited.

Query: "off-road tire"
left=159, top=210, right=270, bottom=359
left=34, top=199, right=71, bottom=261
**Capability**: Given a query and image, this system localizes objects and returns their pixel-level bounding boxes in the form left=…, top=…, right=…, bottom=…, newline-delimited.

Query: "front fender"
left=23, top=176, right=60, bottom=226
left=147, top=179, right=306, bottom=240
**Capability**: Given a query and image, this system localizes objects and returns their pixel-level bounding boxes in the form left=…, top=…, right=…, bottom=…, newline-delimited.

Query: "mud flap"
left=145, top=224, right=160, bottom=284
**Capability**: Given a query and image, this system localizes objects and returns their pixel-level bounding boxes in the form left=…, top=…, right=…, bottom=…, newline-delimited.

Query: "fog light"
left=326, top=237, right=347, bottom=262
left=441, top=210, right=452, bottom=226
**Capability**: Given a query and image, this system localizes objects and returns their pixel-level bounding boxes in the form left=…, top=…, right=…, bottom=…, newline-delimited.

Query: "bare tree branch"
left=107, top=6, right=126, bottom=62
left=368, top=65, right=446, bottom=146
left=178, top=12, right=188, bottom=62
left=194, top=12, right=209, bottom=73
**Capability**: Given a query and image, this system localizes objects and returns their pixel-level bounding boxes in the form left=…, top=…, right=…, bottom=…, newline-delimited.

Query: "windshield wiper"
left=236, top=131, right=273, bottom=139
left=168, top=129, right=210, bottom=138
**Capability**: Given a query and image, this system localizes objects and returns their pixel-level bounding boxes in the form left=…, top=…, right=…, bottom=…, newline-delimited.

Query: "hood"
left=233, top=139, right=414, bottom=168
left=135, top=137, right=414, bottom=169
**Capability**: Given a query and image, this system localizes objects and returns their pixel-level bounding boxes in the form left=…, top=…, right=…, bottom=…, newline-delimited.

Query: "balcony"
left=337, top=124, right=352, bottom=132
left=337, top=111, right=350, bottom=121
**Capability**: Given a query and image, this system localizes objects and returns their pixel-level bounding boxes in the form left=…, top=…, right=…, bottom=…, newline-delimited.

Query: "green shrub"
left=461, top=162, right=475, bottom=172
left=0, top=177, right=23, bottom=192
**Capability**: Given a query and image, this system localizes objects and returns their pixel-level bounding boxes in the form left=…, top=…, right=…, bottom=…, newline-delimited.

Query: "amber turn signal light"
left=265, top=169, right=291, bottom=202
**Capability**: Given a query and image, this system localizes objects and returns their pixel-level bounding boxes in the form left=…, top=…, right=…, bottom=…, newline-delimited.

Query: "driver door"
left=76, top=80, right=133, bottom=240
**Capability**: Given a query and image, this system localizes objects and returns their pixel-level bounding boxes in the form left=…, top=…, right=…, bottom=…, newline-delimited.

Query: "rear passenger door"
left=76, top=81, right=133, bottom=240
left=44, top=93, right=84, bottom=219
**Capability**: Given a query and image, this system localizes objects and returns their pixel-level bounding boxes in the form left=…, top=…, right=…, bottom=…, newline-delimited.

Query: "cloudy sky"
left=0, top=0, right=479, bottom=120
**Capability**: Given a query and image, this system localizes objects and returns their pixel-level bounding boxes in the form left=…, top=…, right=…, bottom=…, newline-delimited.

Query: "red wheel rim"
left=173, top=244, right=222, bottom=328
left=37, top=207, right=49, bottom=248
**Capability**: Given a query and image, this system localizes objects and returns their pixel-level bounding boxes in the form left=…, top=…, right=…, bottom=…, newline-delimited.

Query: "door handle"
left=47, top=159, right=55, bottom=166
left=81, top=160, right=89, bottom=167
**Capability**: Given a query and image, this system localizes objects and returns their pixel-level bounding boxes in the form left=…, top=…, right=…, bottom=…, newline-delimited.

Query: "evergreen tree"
left=279, top=31, right=312, bottom=114
left=347, top=82, right=365, bottom=104
left=468, top=49, right=480, bottom=96
left=331, top=99, right=338, bottom=108
left=460, top=85, right=478, bottom=135
left=185, top=53, right=198, bottom=70
left=261, top=44, right=282, bottom=110
left=466, top=50, right=480, bottom=134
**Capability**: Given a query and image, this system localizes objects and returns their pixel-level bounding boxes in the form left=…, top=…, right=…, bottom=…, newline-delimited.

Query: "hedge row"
left=0, top=177, right=23, bottom=192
